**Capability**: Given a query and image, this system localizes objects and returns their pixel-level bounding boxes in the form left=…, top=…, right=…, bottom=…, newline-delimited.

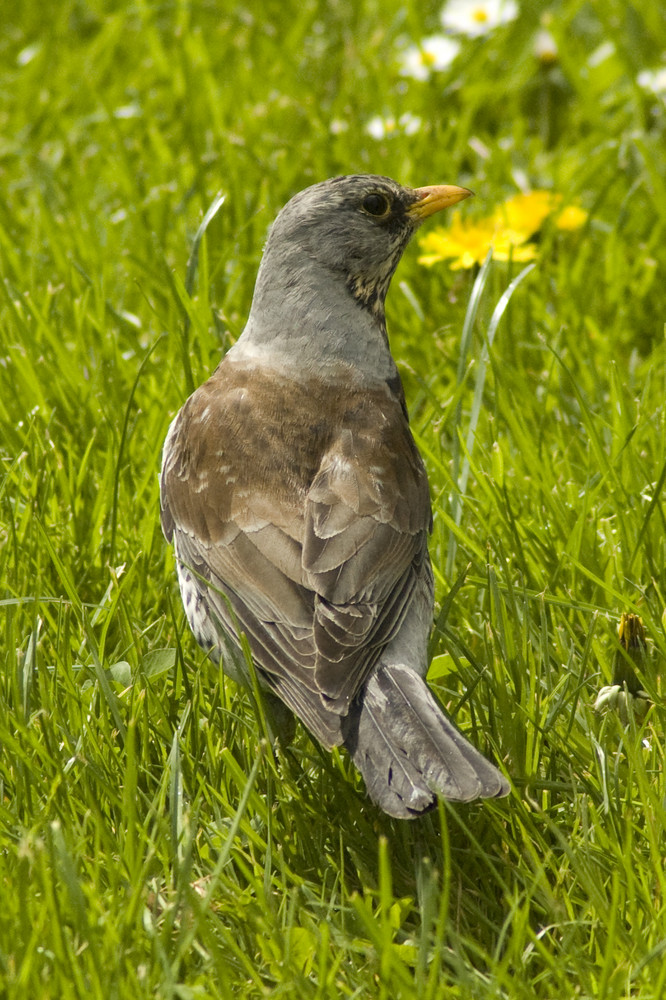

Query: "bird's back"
left=160, top=355, right=432, bottom=746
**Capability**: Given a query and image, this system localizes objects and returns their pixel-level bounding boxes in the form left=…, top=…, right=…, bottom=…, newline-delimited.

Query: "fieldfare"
left=160, top=174, right=509, bottom=817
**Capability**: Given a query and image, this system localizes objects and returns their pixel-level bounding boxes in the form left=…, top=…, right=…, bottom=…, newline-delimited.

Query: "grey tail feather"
left=341, top=662, right=509, bottom=819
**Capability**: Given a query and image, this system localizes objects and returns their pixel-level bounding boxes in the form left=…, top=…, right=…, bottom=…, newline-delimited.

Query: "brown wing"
left=160, top=358, right=431, bottom=746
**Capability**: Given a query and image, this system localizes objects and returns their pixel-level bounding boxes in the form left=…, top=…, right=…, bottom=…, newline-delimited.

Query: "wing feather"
left=160, top=359, right=432, bottom=743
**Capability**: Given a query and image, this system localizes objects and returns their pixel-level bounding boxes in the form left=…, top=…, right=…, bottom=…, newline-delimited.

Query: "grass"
left=1, top=0, right=666, bottom=996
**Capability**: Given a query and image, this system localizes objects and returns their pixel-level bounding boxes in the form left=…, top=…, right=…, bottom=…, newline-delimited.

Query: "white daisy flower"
left=366, top=112, right=422, bottom=140
left=440, top=0, right=519, bottom=37
left=398, top=34, right=460, bottom=81
left=534, top=28, right=558, bottom=64
left=329, top=118, right=349, bottom=135
left=637, top=66, right=666, bottom=98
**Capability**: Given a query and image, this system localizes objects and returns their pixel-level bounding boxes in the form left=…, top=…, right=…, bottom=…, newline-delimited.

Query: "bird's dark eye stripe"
left=362, top=193, right=391, bottom=217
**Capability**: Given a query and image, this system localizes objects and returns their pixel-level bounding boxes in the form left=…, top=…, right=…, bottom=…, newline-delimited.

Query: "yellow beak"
left=407, top=184, right=473, bottom=221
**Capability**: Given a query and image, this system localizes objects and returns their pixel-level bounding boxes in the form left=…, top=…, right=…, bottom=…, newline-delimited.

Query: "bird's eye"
left=362, top=193, right=391, bottom=217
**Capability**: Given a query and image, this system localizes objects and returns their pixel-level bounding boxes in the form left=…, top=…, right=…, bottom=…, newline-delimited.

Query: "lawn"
left=1, top=0, right=666, bottom=997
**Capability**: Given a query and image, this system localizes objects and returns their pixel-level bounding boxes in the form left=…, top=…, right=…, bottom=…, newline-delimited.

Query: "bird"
left=160, top=174, right=509, bottom=818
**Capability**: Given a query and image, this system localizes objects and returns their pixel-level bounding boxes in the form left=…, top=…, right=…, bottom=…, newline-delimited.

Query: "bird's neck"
left=230, top=247, right=398, bottom=382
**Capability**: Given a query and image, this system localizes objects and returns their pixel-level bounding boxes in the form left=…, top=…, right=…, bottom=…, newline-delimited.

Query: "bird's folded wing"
left=302, top=424, right=430, bottom=713
left=160, top=365, right=432, bottom=739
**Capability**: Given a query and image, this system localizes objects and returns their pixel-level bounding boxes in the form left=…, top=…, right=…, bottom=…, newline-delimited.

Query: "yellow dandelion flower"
left=418, top=189, right=588, bottom=270
left=493, top=190, right=562, bottom=238
left=418, top=216, right=497, bottom=269
left=490, top=233, right=539, bottom=263
left=418, top=214, right=536, bottom=270
left=555, top=204, right=588, bottom=230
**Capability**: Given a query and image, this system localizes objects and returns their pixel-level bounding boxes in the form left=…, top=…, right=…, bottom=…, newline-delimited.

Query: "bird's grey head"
left=236, top=174, right=470, bottom=374
left=259, top=174, right=469, bottom=319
